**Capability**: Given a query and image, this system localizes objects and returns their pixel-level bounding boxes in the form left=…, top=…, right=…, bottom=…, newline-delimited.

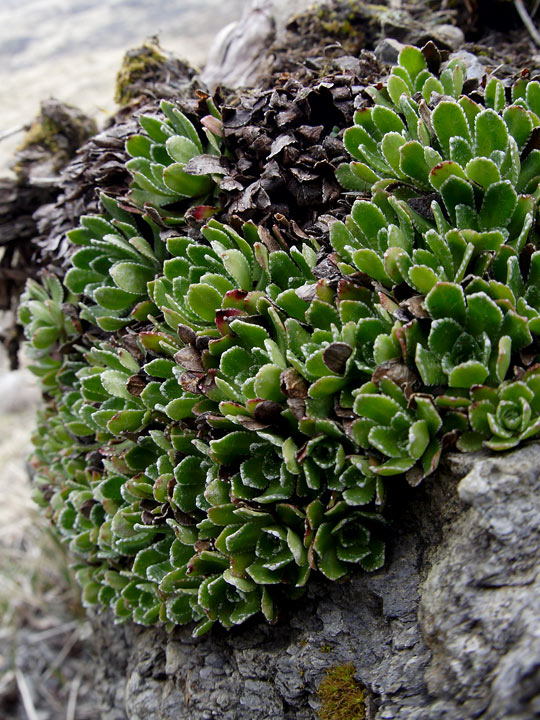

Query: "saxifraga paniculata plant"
left=19, top=44, right=540, bottom=634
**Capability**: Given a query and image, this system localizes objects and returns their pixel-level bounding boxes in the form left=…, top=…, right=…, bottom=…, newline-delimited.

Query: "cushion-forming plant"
left=20, top=44, right=540, bottom=634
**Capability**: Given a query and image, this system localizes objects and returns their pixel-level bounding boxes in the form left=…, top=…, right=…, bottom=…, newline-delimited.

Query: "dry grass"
left=0, top=349, right=100, bottom=719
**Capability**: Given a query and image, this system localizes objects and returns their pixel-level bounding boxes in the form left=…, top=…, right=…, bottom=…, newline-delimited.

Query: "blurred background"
left=0, top=2, right=245, bottom=717
left=0, top=0, right=246, bottom=175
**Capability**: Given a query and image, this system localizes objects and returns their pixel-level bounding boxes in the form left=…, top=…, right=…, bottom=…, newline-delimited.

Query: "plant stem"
left=515, top=0, right=540, bottom=47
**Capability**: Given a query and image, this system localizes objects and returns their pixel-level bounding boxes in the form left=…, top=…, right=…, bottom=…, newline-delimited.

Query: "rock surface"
left=374, top=37, right=405, bottom=64
left=415, top=23, right=465, bottom=51
left=420, top=446, right=540, bottom=720
left=88, top=444, right=540, bottom=719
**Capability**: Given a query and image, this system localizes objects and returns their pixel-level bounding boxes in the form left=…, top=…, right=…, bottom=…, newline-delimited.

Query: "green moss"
left=290, top=1, right=367, bottom=53
left=15, top=116, right=65, bottom=179
left=291, top=0, right=399, bottom=55
left=320, top=16, right=355, bottom=38
left=18, top=116, right=62, bottom=154
left=317, top=663, right=366, bottom=720
left=115, top=42, right=166, bottom=106
left=321, top=644, right=333, bottom=653
left=15, top=104, right=97, bottom=181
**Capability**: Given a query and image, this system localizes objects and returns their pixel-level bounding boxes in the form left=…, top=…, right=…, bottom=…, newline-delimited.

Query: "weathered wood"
left=202, top=0, right=328, bottom=89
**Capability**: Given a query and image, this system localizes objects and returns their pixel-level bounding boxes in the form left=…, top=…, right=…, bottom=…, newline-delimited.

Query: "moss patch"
left=286, top=1, right=407, bottom=57
left=115, top=42, right=166, bottom=105
left=317, top=663, right=366, bottom=720
left=17, top=116, right=63, bottom=155
left=287, top=1, right=368, bottom=55
left=15, top=100, right=97, bottom=180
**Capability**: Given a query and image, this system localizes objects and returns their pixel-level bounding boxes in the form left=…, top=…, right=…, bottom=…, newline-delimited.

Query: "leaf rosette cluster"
left=19, top=44, right=540, bottom=633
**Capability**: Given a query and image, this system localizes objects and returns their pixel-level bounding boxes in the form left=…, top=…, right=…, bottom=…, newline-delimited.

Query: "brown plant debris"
left=219, top=51, right=382, bottom=239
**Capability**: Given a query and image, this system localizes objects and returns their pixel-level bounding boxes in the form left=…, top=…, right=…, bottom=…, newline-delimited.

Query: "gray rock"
left=449, top=50, right=487, bottom=82
left=88, top=445, right=540, bottom=719
left=420, top=446, right=540, bottom=720
left=374, top=38, right=405, bottom=65
left=334, top=55, right=368, bottom=74
left=417, top=24, right=465, bottom=51
left=378, top=8, right=417, bottom=42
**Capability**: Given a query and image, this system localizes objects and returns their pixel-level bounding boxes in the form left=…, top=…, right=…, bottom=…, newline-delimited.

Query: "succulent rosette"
left=20, top=46, right=540, bottom=635
left=459, top=367, right=540, bottom=451
left=351, top=378, right=444, bottom=484
left=125, top=99, right=224, bottom=223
